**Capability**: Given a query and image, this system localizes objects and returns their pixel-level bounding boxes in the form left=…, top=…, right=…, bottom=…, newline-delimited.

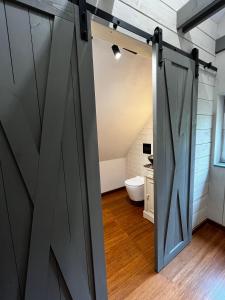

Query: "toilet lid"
left=125, top=176, right=144, bottom=187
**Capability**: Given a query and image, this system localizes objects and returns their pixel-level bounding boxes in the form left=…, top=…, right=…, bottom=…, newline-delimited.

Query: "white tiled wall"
left=126, top=117, right=153, bottom=178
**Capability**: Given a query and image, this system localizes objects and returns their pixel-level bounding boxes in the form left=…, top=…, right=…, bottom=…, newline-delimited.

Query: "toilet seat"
left=125, top=176, right=144, bottom=201
left=125, top=176, right=144, bottom=187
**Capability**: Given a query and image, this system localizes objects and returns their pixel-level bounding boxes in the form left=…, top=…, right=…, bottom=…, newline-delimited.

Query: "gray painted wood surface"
left=12, top=0, right=75, bottom=21
left=0, top=0, right=107, bottom=299
left=153, top=44, right=197, bottom=271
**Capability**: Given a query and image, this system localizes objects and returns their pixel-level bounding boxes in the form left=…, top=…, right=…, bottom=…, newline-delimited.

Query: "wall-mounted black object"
left=123, top=48, right=138, bottom=55
left=112, top=44, right=121, bottom=59
left=143, top=143, right=152, bottom=155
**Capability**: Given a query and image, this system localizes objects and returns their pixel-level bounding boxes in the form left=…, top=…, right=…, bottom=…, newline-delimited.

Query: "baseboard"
left=207, top=219, right=225, bottom=231
left=101, top=186, right=125, bottom=196
left=192, top=218, right=225, bottom=234
left=143, top=210, right=154, bottom=223
left=192, top=219, right=208, bottom=234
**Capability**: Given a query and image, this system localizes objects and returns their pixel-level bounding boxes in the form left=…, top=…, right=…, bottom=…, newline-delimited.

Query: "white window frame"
left=214, top=95, right=225, bottom=167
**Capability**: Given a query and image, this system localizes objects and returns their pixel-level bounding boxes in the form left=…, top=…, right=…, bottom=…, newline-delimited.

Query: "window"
left=221, top=100, right=225, bottom=162
left=214, top=95, right=225, bottom=166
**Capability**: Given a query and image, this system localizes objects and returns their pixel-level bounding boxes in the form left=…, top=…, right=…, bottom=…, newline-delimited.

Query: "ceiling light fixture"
left=112, top=44, right=121, bottom=60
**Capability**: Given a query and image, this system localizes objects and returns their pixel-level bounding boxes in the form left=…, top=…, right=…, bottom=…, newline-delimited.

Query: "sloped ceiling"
left=92, top=37, right=152, bottom=161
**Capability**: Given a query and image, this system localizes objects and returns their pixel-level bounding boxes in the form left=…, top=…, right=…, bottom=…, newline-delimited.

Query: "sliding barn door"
left=153, top=45, right=198, bottom=271
left=0, top=1, right=107, bottom=299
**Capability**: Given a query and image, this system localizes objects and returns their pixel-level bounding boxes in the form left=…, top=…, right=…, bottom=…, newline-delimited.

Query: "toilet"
left=125, top=176, right=144, bottom=201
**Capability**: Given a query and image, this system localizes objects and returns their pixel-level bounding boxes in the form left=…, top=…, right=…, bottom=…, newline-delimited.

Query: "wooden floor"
left=102, top=188, right=225, bottom=300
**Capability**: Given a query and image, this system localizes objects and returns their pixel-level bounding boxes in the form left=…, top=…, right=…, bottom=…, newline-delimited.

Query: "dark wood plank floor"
left=102, top=188, right=225, bottom=300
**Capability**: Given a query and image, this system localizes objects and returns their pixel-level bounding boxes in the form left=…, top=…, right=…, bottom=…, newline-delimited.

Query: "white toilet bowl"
left=125, top=176, right=144, bottom=201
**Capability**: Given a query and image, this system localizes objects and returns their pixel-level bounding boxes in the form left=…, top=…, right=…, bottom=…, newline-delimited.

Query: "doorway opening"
left=91, top=21, right=155, bottom=297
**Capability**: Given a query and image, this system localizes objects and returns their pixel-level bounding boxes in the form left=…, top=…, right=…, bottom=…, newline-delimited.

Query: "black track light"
left=112, top=44, right=121, bottom=60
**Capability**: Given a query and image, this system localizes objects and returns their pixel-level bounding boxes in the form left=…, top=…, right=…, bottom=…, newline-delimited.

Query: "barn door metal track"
left=79, top=0, right=88, bottom=41
left=70, top=0, right=217, bottom=73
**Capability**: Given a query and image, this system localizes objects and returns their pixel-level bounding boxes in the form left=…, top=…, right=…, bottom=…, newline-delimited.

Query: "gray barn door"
left=0, top=0, right=107, bottom=299
left=153, top=45, right=198, bottom=272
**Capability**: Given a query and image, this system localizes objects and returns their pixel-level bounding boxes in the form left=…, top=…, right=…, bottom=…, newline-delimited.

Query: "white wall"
left=93, top=36, right=152, bottom=193
left=99, top=158, right=126, bottom=193
left=192, top=68, right=216, bottom=227
left=208, top=18, right=225, bottom=225
left=93, top=38, right=152, bottom=162
left=127, top=117, right=153, bottom=178
left=90, top=0, right=217, bottom=227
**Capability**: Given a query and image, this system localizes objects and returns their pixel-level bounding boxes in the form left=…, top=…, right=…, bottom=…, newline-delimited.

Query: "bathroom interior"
left=92, top=22, right=155, bottom=296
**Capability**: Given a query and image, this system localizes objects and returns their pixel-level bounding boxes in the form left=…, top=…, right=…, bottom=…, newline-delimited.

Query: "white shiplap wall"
left=89, top=0, right=217, bottom=227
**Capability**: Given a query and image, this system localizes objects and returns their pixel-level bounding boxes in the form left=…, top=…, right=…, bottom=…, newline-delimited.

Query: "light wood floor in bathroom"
left=102, top=188, right=225, bottom=300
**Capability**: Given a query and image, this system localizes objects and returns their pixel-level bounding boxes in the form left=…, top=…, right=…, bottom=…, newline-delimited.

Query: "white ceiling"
left=92, top=37, right=152, bottom=161
left=211, top=8, right=225, bottom=24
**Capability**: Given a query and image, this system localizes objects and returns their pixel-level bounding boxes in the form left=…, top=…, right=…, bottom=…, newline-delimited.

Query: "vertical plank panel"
left=74, top=7, right=108, bottom=299
left=50, top=39, right=92, bottom=299
left=154, top=46, right=197, bottom=271
left=0, top=89, right=39, bottom=200
left=0, top=1, right=107, bottom=299
left=0, top=0, right=14, bottom=88
left=25, top=16, right=74, bottom=300
left=70, top=31, right=96, bottom=298
left=47, top=254, right=61, bottom=300
left=0, top=163, right=21, bottom=300
left=29, top=11, right=52, bottom=123
left=4, top=1, right=41, bottom=146
left=60, top=59, right=92, bottom=297
left=0, top=126, right=33, bottom=297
